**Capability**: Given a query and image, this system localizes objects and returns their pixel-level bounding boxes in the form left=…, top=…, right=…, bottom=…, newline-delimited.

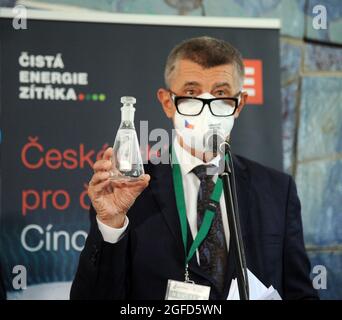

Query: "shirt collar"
left=173, top=137, right=221, bottom=176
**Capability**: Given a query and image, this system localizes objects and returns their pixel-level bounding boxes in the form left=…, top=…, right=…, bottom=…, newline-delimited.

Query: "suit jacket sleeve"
left=70, top=205, right=130, bottom=300
left=283, top=176, right=319, bottom=300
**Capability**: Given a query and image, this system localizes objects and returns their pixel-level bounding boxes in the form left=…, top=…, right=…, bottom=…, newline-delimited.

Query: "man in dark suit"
left=70, top=36, right=318, bottom=300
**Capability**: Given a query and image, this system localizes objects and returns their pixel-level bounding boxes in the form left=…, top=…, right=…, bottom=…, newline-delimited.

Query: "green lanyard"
left=171, top=146, right=224, bottom=270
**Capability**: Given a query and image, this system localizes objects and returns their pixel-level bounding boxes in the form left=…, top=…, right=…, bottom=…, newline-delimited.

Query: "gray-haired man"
left=71, top=36, right=318, bottom=300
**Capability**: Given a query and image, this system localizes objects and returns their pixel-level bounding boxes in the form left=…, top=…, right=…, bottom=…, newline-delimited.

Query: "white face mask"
left=173, top=92, right=236, bottom=153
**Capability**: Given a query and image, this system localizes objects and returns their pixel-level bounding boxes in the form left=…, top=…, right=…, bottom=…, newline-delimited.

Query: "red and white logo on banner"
left=243, top=59, right=263, bottom=105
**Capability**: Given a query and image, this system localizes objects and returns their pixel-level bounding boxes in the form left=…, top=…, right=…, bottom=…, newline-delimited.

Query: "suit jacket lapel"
left=148, top=163, right=185, bottom=263
left=149, top=162, right=217, bottom=286
left=232, top=154, right=251, bottom=238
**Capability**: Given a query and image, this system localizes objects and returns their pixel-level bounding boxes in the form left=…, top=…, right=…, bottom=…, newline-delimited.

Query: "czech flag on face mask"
left=184, top=120, right=194, bottom=129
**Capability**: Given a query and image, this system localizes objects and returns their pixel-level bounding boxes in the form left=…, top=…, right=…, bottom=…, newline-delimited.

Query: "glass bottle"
left=110, top=96, right=144, bottom=181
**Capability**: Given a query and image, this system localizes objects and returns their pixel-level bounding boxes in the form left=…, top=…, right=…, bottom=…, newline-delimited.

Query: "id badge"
left=165, top=279, right=211, bottom=300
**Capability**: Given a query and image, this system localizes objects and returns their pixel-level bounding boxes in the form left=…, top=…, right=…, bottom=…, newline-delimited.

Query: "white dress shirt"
left=97, top=138, right=230, bottom=264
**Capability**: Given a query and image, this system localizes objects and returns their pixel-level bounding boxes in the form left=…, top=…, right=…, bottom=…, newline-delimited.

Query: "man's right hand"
left=88, top=147, right=150, bottom=228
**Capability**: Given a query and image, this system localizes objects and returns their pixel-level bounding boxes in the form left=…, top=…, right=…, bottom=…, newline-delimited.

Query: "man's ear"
left=157, top=88, right=175, bottom=119
left=234, top=91, right=248, bottom=119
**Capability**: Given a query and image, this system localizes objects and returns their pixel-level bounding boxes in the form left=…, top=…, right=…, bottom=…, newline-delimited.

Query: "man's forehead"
left=174, top=59, right=236, bottom=83
left=176, top=59, right=234, bottom=72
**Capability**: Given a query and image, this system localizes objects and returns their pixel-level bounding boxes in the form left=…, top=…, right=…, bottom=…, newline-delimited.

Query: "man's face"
left=157, top=59, right=248, bottom=120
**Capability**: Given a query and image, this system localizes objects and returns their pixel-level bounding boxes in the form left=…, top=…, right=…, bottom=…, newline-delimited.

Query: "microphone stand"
left=219, top=142, right=249, bottom=300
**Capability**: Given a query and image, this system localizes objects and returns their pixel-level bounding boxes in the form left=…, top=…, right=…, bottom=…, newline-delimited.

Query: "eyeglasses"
left=170, top=91, right=241, bottom=117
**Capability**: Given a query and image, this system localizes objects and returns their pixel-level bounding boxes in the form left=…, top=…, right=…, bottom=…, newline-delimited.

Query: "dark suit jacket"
left=70, top=155, right=318, bottom=300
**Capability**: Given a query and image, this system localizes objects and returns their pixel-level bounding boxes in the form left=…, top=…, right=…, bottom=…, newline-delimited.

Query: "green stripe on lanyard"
left=171, top=145, right=224, bottom=267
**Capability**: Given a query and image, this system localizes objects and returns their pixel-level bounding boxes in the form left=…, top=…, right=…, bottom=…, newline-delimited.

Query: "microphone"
left=204, top=132, right=230, bottom=154
left=205, top=132, right=250, bottom=299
